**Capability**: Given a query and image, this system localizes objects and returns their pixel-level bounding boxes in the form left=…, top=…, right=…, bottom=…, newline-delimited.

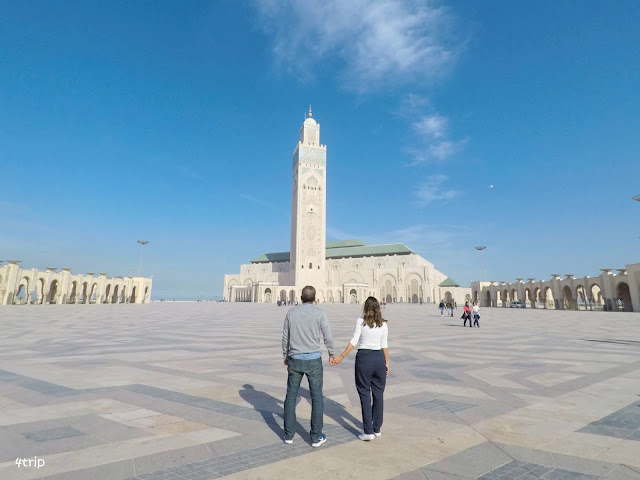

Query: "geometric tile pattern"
left=121, top=424, right=355, bottom=480
left=410, top=398, right=476, bottom=413
left=578, top=401, right=640, bottom=441
left=478, top=461, right=599, bottom=480
left=410, top=369, right=459, bottom=381
left=0, top=304, right=639, bottom=480
left=22, top=426, right=84, bottom=443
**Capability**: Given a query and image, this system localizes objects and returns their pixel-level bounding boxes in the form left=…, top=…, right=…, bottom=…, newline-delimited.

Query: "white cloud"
left=253, top=0, right=460, bottom=92
left=413, top=114, right=448, bottom=139
left=413, top=174, right=460, bottom=205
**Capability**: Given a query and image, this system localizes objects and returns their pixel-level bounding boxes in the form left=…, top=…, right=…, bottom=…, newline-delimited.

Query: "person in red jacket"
left=462, top=302, right=472, bottom=327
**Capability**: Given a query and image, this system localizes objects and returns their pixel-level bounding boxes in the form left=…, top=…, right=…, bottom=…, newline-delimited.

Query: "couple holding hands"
left=282, top=286, right=389, bottom=447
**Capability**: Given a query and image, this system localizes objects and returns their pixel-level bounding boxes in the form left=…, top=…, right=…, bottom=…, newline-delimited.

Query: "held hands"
left=386, top=363, right=390, bottom=376
left=329, top=355, right=343, bottom=366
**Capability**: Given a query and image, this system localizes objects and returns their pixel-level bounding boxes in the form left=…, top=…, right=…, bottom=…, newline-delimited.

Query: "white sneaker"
left=311, top=434, right=327, bottom=447
left=358, top=433, right=376, bottom=441
left=283, top=437, right=293, bottom=445
left=373, top=432, right=382, bottom=437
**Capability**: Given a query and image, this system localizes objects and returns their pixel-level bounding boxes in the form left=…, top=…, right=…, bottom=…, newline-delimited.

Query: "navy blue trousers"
left=355, top=349, right=386, bottom=434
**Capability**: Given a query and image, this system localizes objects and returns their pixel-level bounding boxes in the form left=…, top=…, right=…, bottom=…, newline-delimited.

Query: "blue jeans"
left=355, top=349, right=386, bottom=434
left=284, top=357, right=324, bottom=442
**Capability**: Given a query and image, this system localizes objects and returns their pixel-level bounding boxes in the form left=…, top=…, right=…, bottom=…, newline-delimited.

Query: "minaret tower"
left=290, top=106, right=327, bottom=289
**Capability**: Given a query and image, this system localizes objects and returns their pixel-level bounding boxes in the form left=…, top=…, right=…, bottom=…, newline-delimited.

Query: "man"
left=282, top=285, right=336, bottom=447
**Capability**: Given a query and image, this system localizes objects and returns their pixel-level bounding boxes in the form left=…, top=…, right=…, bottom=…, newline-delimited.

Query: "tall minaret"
left=290, top=106, right=327, bottom=289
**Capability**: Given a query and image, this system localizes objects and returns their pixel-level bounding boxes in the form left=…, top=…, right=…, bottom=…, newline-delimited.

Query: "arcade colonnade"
left=471, top=263, right=640, bottom=312
left=0, top=261, right=153, bottom=305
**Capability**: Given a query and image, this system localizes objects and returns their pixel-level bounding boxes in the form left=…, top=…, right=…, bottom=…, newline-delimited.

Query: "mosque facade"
left=223, top=109, right=471, bottom=304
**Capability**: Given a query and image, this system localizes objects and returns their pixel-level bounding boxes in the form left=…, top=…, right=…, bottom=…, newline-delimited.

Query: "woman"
left=332, top=296, right=389, bottom=441
left=472, top=302, right=480, bottom=327
left=462, top=301, right=472, bottom=327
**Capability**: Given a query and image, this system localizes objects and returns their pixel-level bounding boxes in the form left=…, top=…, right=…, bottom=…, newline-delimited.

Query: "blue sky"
left=1, top=1, right=639, bottom=300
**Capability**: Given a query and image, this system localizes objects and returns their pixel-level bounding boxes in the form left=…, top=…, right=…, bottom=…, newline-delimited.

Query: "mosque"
left=223, top=109, right=471, bottom=304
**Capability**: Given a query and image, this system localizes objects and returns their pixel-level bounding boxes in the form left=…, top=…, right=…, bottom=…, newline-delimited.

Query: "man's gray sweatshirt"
left=282, top=304, right=335, bottom=358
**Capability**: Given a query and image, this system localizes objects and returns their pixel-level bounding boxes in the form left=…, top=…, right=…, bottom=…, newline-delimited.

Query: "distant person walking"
left=439, top=300, right=445, bottom=316
left=462, top=301, right=472, bottom=327
left=332, top=297, right=389, bottom=441
left=282, top=285, right=337, bottom=448
left=472, top=302, right=480, bottom=327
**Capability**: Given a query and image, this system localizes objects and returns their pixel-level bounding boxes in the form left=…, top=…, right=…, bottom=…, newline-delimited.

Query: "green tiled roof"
left=326, top=240, right=366, bottom=249
left=250, top=240, right=413, bottom=263
left=439, top=277, right=460, bottom=287
left=326, top=243, right=412, bottom=259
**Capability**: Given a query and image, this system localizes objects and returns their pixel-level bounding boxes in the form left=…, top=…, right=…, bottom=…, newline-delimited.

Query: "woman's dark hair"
left=362, top=296, right=386, bottom=328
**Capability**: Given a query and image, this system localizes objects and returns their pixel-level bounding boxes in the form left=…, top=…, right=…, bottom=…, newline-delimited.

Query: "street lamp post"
left=137, top=240, right=149, bottom=276
left=474, top=246, right=486, bottom=282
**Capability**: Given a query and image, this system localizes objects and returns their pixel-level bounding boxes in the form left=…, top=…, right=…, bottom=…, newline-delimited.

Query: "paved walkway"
left=0, top=303, right=638, bottom=480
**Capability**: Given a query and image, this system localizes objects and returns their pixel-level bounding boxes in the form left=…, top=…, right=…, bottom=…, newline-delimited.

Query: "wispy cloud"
left=413, top=114, right=448, bottom=139
left=239, top=194, right=275, bottom=209
left=413, top=174, right=460, bottom=205
left=252, top=0, right=460, bottom=93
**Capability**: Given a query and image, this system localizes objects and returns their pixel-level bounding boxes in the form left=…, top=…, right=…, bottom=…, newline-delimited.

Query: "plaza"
left=0, top=303, right=639, bottom=480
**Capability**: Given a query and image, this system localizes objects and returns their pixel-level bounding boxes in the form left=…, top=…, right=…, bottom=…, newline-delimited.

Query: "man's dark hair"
left=301, top=285, right=316, bottom=303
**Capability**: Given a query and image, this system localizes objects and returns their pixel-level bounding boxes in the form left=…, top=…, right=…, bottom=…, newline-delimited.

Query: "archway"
left=444, top=291, right=452, bottom=303
left=104, top=284, right=112, bottom=304
left=544, top=287, right=554, bottom=309
left=47, top=280, right=59, bottom=304
left=80, top=282, right=88, bottom=304
left=533, top=288, right=541, bottom=309
left=385, top=294, right=392, bottom=303
left=280, top=290, right=286, bottom=303
left=112, top=285, right=119, bottom=303
left=411, top=294, right=418, bottom=303
left=120, top=285, right=127, bottom=303
left=349, top=289, right=357, bottom=303
left=503, top=289, right=510, bottom=306
left=464, top=294, right=471, bottom=303
left=289, top=290, right=295, bottom=303
left=576, top=285, right=587, bottom=310
left=590, top=284, right=603, bottom=310
left=616, top=282, right=632, bottom=312
left=69, top=281, right=78, bottom=304
left=511, top=289, right=518, bottom=302
left=144, top=287, right=149, bottom=302
left=485, top=290, right=492, bottom=307
left=328, top=290, right=334, bottom=303
left=563, top=286, right=576, bottom=310
left=473, top=290, right=479, bottom=304
left=264, top=288, right=272, bottom=303
left=130, top=286, right=137, bottom=304
left=15, top=277, right=29, bottom=304
left=524, top=288, right=531, bottom=308
left=496, top=290, right=502, bottom=307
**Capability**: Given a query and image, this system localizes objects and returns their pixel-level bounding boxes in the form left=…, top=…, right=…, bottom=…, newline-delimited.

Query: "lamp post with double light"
left=137, top=240, right=149, bottom=276
left=474, top=246, right=486, bottom=282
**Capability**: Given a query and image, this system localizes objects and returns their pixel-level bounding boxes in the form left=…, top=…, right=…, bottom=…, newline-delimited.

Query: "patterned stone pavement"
left=0, top=303, right=639, bottom=480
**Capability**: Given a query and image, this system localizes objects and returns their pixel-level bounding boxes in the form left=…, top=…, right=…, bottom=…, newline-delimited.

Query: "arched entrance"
left=576, top=285, right=587, bottom=310
left=264, top=288, right=272, bottom=303
left=563, top=286, right=576, bottom=310
left=80, top=282, right=88, bottom=304
left=385, top=294, right=392, bottom=303
left=473, top=290, right=479, bottom=304
left=112, top=285, right=119, bottom=304
left=616, top=282, right=632, bottom=312
left=496, top=290, right=502, bottom=307
left=104, top=285, right=112, bottom=304
left=485, top=290, right=492, bottom=307
left=544, top=287, right=555, bottom=309
left=524, top=288, right=531, bottom=308
left=590, top=284, right=603, bottom=310
left=533, top=288, right=541, bottom=308
left=15, top=277, right=29, bottom=304
left=68, top=281, right=78, bottom=304
left=511, top=289, right=518, bottom=302
left=349, top=289, right=357, bottom=303
left=280, top=290, right=286, bottom=303
left=503, top=289, right=510, bottom=306
left=289, top=290, right=295, bottom=303
left=144, top=287, right=149, bottom=302
left=411, top=294, right=418, bottom=303
left=130, top=286, right=137, bottom=304
left=464, top=294, right=471, bottom=303
left=47, top=280, right=59, bottom=304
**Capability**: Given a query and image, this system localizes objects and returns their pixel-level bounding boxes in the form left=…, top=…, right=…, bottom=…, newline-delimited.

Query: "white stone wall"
left=224, top=253, right=470, bottom=305
left=0, top=262, right=152, bottom=305
left=471, top=263, right=640, bottom=312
